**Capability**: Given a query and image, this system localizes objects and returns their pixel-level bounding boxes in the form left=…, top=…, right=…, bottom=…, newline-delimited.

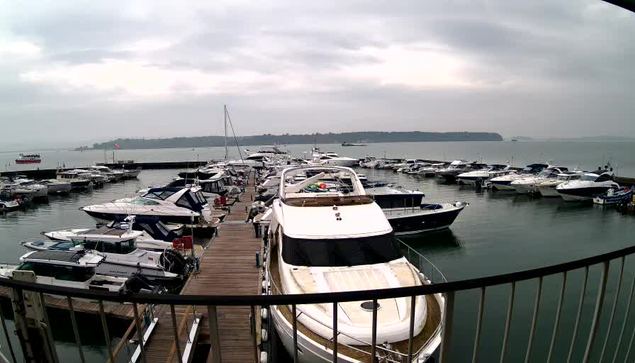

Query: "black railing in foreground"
left=1, top=243, right=635, bottom=362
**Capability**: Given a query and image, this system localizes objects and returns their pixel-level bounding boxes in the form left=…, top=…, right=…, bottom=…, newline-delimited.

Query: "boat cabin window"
left=281, top=233, right=402, bottom=267
left=131, top=198, right=160, bottom=206
left=20, top=263, right=95, bottom=282
left=145, top=190, right=177, bottom=200
left=82, top=239, right=137, bottom=254
left=595, top=174, right=612, bottom=182
left=175, top=193, right=204, bottom=211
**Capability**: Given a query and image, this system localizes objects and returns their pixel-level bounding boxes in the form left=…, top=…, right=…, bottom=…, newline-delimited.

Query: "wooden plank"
left=145, top=174, right=262, bottom=363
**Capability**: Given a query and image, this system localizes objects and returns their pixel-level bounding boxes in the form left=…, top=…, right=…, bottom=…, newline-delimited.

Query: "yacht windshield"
left=281, top=233, right=402, bottom=267
left=581, top=174, right=599, bottom=182
left=131, top=198, right=160, bottom=205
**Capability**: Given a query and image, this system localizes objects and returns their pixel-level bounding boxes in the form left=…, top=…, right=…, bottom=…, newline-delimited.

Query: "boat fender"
left=260, top=351, right=268, bottom=363
left=261, top=281, right=267, bottom=292
left=261, top=308, right=268, bottom=320
left=261, top=329, right=268, bottom=342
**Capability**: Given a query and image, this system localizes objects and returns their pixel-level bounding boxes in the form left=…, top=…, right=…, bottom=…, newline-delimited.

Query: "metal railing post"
left=499, top=282, right=516, bottom=363
left=132, top=303, right=147, bottom=363
left=98, top=301, right=114, bottom=363
left=524, top=277, right=543, bottom=363
left=547, top=272, right=567, bottom=363
left=599, top=257, right=624, bottom=362
left=567, top=266, right=590, bottom=363
left=582, top=261, right=610, bottom=363
left=370, top=299, right=378, bottom=362
left=332, top=302, right=338, bottom=363
left=472, top=287, right=486, bottom=363
left=66, top=297, right=85, bottom=363
left=439, top=291, right=455, bottom=363
left=292, top=304, right=298, bottom=362
left=170, top=305, right=183, bottom=363
left=407, top=295, right=417, bottom=362
left=207, top=305, right=222, bottom=363
left=612, top=275, right=635, bottom=363
left=250, top=306, right=259, bottom=363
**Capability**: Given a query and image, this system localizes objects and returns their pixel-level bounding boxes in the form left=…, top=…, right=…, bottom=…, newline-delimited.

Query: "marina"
left=1, top=142, right=635, bottom=362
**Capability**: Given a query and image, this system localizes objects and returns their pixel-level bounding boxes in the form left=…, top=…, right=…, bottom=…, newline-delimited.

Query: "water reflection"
left=399, top=229, right=464, bottom=253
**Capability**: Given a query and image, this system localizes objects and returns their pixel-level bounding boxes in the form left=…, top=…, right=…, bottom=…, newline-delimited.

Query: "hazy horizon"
left=1, top=0, right=635, bottom=150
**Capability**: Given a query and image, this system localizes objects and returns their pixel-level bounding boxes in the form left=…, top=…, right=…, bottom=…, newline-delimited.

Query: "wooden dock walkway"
left=144, top=174, right=262, bottom=363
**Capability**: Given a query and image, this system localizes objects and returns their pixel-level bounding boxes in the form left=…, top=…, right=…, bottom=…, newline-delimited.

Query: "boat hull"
left=271, top=295, right=443, bottom=363
left=557, top=187, right=613, bottom=202
left=15, top=160, right=41, bottom=164
left=537, top=185, right=560, bottom=197
left=385, top=204, right=466, bottom=235
left=83, top=209, right=202, bottom=225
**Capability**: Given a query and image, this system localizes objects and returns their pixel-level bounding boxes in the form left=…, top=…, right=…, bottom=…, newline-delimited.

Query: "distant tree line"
left=84, top=131, right=503, bottom=150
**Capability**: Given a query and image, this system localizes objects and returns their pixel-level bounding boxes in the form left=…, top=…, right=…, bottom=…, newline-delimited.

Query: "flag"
left=114, top=143, right=120, bottom=148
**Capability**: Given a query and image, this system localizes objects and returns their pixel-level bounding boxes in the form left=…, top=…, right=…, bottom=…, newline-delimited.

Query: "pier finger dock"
left=144, top=173, right=262, bottom=363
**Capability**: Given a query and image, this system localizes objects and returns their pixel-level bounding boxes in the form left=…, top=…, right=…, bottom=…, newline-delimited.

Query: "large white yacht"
left=556, top=171, right=620, bottom=202
left=489, top=163, right=548, bottom=191
left=535, top=173, right=583, bottom=197
left=89, top=165, right=125, bottom=182
left=457, top=164, right=511, bottom=185
left=264, top=166, right=443, bottom=363
left=510, top=166, right=569, bottom=194
left=82, top=187, right=213, bottom=225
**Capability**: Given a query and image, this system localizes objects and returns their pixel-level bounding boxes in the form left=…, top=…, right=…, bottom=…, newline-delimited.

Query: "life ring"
left=172, top=238, right=184, bottom=249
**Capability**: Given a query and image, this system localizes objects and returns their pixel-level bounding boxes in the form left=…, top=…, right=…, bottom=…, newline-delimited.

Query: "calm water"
left=1, top=142, right=634, bottom=361
left=3, top=140, right=635, bottom=176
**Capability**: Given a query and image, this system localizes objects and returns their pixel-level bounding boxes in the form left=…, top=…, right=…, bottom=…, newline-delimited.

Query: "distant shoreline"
left=79, top=131, right=503, bottom=150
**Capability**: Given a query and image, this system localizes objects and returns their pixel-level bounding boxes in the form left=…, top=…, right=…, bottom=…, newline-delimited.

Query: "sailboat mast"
left=224, top=104, right=228, bottom=160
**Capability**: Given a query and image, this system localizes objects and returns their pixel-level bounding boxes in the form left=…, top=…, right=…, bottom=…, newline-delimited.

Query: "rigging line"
left=224, top=107, right=244, bottom=163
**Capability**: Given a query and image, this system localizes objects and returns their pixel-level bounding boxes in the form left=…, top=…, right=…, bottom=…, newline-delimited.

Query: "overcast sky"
left=1, top=0, right=634, bottom=149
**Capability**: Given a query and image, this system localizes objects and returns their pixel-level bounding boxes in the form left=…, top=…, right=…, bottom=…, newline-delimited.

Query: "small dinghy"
left=593, top=187, right=633, bottom=205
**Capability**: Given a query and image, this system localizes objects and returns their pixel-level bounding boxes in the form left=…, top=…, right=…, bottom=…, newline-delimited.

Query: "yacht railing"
left=0, top=242, right=635, bottom=362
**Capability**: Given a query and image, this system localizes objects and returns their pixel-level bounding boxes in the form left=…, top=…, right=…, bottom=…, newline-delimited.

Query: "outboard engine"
left=160, top=249, right=194, bottom=276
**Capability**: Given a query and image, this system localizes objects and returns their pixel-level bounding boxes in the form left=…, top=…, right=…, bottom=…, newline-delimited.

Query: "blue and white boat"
left=593, top=187, right=633, bottom=205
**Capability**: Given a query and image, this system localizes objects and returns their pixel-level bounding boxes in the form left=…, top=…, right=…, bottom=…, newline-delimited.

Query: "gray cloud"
left=1, top=0, right=635, bottom=150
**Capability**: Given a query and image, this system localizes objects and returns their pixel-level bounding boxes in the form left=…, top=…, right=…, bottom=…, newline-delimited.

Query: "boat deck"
left=144, top=174, right=262, bottom=362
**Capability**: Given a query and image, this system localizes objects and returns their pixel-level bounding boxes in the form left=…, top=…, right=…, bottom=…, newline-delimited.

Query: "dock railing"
left=2, top=243, right=635, bottom=362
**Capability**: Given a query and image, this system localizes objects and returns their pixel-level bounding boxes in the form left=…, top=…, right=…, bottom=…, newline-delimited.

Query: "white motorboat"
left=40, top=179, right=72, bottom=194
left=417, top=163, right=446, bottom=177
left=0, top=198, right=22, bottom=213
left=0, top=250, right=130, bottom=293
left=384, top=202, right=467, bottom=235
left=22, top=228, right=191, bottom=285
left=82, top=187, right=213, bottom=225
left=314, top=152, right=359, bottom=167
left=392, top=159, right=428, bottom=172
left=556, top=171, right=620, bottom=202
left=436, top=160, right=484, bottom=182
left=11, top=178, right=49, bottom=199
left=56, top=170, right=93, bottom=190
left=457, top=164, right=511, bottom=185
left=41, top=216, right=181, bottom=251
left=489, top=163, right=548, bottom=191
left=536, top=173, right=583, bottom=197
left=264, top=166, right=443, bottom=363
left=89, top=165, right=125, bottom=182
left=510, top=166, right=569, bottom=194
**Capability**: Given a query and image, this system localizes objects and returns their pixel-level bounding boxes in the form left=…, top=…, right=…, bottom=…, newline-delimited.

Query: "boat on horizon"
left=15, top=154, right=41, bottom=164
